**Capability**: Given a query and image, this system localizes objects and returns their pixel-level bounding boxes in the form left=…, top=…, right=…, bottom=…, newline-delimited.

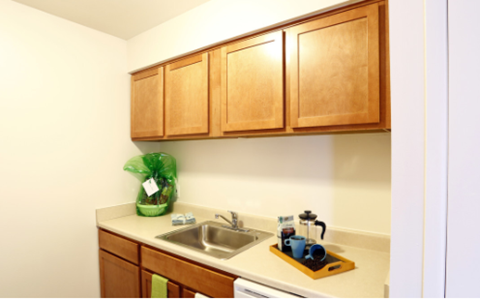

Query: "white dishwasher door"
left=234, top=278, right=302, bottom=298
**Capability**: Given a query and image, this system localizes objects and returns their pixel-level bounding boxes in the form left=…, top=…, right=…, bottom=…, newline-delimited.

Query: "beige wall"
left=161, top=134, right=391, bottom=235
left=0, top=0, right=159, bottom=297
left=127, top=0, right=362, bottom=72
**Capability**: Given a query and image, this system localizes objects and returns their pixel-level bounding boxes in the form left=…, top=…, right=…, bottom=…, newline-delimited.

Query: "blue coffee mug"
left=284, top=235, right=306, bottom=259
left=305, top=243, right=327, bottom=261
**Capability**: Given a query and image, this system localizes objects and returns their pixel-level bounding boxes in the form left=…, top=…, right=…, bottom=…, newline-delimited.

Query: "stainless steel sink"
left=156, top=221, right=273, bottom=260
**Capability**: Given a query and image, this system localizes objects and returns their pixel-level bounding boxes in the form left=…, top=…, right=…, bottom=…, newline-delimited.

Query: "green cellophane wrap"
left=123, top=152, right=177, bottom=217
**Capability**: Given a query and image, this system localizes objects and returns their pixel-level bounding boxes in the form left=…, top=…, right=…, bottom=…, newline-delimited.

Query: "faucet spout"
left=215, top=214, right=234, bottom=227
left=215, top=210, right=239, bottom=230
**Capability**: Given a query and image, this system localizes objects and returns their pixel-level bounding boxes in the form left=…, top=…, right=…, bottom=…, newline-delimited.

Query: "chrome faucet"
left=215, top=210, right=248, bottom=232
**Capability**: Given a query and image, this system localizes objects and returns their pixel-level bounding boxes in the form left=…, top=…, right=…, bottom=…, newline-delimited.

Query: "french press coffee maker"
left=298, top=210, right=327, bottom=251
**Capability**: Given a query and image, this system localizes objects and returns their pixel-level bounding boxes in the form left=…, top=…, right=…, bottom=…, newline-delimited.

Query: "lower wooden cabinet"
left=98, top=229, right=236, bottom=298
left=141, top=270, right=180, bottom=298
left=99, top=250, right=141, bottom=298
left=182, top=288, right=197, bottom=298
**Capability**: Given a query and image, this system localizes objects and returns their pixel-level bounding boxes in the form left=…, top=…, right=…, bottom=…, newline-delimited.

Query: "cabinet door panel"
left=288, top=3, right=380, bottom=128
left=99, top=250, right=140, bottom=298
left=141, top=270, right=180, bottom=298
left=165, top=53, right=209, bottom=136
left=221, top=31, right=284, bottom=132
left=182, top=288, right=196, bottom=298
left=131, top=67, right=164, bottom=138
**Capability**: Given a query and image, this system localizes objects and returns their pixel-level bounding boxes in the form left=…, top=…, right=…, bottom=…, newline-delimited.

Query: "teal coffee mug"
left=284, top=235, right=306, bottom=259
left=305, top=243, right=327, bottom=261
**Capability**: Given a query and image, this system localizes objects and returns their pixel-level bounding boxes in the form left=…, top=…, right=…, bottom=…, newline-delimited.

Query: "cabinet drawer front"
left=288, top=2, right=380, bottom=128
left=141, top=270, right=180, bottom=298
left=99, top=230, right=139, bottom=265
left=99, top=250, right=141, bottom=298
left=141, top=246, right=235, bottom=298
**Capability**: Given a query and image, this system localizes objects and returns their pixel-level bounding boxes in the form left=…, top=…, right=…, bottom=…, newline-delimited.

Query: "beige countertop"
left=97, top=203, right=390, bottom=298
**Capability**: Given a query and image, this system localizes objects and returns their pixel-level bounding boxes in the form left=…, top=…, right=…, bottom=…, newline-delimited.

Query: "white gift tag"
left=142, top=178, right=159, bottom=197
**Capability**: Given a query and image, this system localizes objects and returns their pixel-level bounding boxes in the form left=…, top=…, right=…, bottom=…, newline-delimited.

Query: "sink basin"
left=156, top=221, right=273, bottom=260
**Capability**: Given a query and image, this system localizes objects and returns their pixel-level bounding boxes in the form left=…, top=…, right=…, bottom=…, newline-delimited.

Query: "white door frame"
left=390, top=0, right=449, bottom=297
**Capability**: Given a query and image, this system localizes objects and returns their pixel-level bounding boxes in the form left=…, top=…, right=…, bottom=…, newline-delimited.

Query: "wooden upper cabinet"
left=131, top=67, right=164, bottom=139
left=221, top=31, right=284, bottom=132
left=165, top=53, right=209, bottom=136
left=129, top=1, right=388, bottom=141
left=287, top=3, right=380, bottom=128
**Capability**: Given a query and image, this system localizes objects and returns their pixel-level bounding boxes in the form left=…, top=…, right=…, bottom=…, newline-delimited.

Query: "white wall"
left=389, top=0, right=425, bottom=297
left=127, top=0, right=363, bottom=73
left=162, top=134, right=391, bottom=235
left=446, top=0, right=480, bottom=296
left=423, top=0, right=448, bottom=297
left=0, top=0, right=159, bottom=297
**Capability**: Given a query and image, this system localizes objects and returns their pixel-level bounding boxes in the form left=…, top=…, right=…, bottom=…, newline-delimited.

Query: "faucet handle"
left=227, top=210, right=238, bottom=219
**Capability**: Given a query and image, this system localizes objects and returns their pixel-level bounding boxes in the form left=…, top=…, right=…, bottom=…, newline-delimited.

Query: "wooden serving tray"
left=269, top=244, right=355, bottom=279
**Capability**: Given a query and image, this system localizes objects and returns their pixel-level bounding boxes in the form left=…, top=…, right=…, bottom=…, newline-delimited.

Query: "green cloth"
left=151, top=274, right=168, bottom=298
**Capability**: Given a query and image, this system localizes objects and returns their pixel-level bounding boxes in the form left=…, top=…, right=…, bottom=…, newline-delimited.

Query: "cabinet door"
left=221, top=31, right=284, bottom=132
left=182, top=288, right=196, bottom=298
left=131, top=67, right=164, bottom=139
left=99, top=250, right=140, bottom=298
left=141, top=270, right=180, bottom=298
left=287, top=3, right=380, bottom=128
left=165, top=53, right=209, bottom=136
